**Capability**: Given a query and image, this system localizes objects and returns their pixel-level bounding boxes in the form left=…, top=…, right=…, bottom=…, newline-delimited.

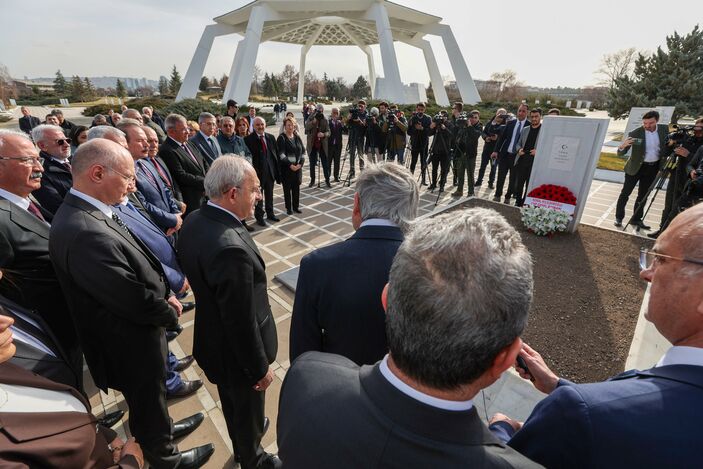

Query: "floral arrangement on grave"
left=520, top=184, right=577, bottom=237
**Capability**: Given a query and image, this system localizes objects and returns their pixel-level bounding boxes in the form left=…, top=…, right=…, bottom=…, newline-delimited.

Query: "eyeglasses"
left=231, top=185, right=262, bottom=195
left=639, top=247, right=703, bottom=270
left=54, top=138, right=71, bottom=146
left=107, top=166, right=136, bottom=183
left=0, top=156, right=44, bottom=166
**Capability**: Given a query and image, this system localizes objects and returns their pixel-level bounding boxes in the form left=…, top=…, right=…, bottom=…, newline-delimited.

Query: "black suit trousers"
left=616, top=162, right=659, bottom=222
left=255, top=178, right=275, bottom=220
left=514, top=156, right=535, bottom=205
left=495, top=152, right=517, bottom=198
left=218, top=379, right=266, bottom=469
left=329, top=143, right=342, bottom=179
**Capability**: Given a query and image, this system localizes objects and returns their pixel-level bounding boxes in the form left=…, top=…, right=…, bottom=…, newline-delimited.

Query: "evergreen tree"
left=607, top=25, right=703, bottom=122
left=83, top=77, right=95, bottom=100
left=169, top=65, right=182, bottom=95
left=158, top=77, right=169, bottom=95
left=53, top=70, right=68, bottom=96
left=261, top=72, right=274, bottom=97
left=351, top=75, right=370, bottom=99
left=199, top=76, right=210, bottom=92
left=219, top=74, right=228, bottom=89
left=70, top=75, right=85, bottom=101
left=115, top=79, right=127, bottom=98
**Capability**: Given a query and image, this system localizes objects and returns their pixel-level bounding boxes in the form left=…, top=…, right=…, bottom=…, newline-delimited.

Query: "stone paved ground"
left=76, top=124, right=665, bottom=468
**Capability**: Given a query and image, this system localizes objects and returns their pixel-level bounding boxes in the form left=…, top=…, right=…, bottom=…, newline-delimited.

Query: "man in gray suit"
left=278, top=208, right=540, bottom=468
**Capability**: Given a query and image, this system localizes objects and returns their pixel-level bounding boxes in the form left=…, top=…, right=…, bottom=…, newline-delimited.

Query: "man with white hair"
left=279, top=207, right=539, bottom=468
left=178, top=157, right=281, bottom=469
left=290, top=162, right=419, bottom=366
left=31, top=124, right=73, bottom=214
left=190, top=112, right=221, bottom=165
left=244, top=117, right=280, bottom=226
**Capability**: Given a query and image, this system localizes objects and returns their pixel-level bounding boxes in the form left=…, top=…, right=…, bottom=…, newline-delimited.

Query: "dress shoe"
left=167, top=379, right=202, bottom=399
left=267, top=215, right=281, bottom=222
left=173, top=412, right=205, bottom=440
left=438, top=185, right=445, bottom=193
left=174, top=355, right=195, bottom=372
left=647, top=230, right=661, bottom=239
left=474, top=180, right=482, bottom=187
left=334, top=177, right=340, bottom=182
left=325, top=180, right=331, bottom=188
left=467, top=192, right=475, bottom=197
left=488, top=183, right=495, bottom=189
left=503, top=197, right=510, bottom=204
left=427, top=184, right=436, bottom=191
left=492, top=196, right=501, bottom=202
left=177, top=444, right=215, bottom=469
left=614, top=218, right=623, bottom=228
left=180, top=301, right=195, bottom=313
left=631, top=220, right=651, bottom=230
left=286, top=209, right=293, bottom=215
left=258, top=453, right=283, bottom=469
left=98, top=409, right=124, bottom=428
left=308, top=180, right=315, bottom=188
left=166, top=324, right=183, bottom=342
left=293, top=208, right=302, bottom=214
left=452, top=180, right=458, bottom=186
left=451, top=190, right=462, bottom=197
left=256, top=218, right=267, bottom=227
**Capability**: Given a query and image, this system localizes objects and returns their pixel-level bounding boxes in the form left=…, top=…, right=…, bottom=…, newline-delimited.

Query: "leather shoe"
left=243, top=220, right=255, bottom=232
left=98, top=409, right=124, bottom=428
left=267, top=215, right=281, bottom=222
left=167, top=379, right=202, bottom=399
left=180, top=301, right=195, bottom=313
left=492, top=196, right=500, bottom=202
left=286, top=209, right=293, bottom=215
left=614, top=218, right=623, bottom=228
left=258, top=453, right=283, bottom=469
left=631, top=220, right=651, bottom=230
left=166, top=324, right=183, bottom=342
left=174, top=355, right=195, bottom=372
left=173, top=412, right=205, bottom=440
left=177, top=444, right=215, bottom=469
left=256, top=218, right=267, bottom=227
left=293, top=208, right=302, bottom=214
left=647, top=230, right=661, bottom=239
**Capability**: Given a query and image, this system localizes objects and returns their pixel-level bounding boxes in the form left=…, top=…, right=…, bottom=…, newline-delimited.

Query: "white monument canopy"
left=176, top=0, right=481, bottom=107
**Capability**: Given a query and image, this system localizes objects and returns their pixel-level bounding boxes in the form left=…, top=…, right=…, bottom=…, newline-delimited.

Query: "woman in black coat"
left=277, top=117, right=306, bottom=214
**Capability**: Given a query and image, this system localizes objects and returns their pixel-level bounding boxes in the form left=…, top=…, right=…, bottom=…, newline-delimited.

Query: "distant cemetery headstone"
left=535, top=99, right=540, bottom=105
left=576, top=100, right=583, bottom=109
left=9, top=99, right=17, bottom=106
left=546, top=100, right=551, bottom=105
left=565, top=100, right=572, bottom=108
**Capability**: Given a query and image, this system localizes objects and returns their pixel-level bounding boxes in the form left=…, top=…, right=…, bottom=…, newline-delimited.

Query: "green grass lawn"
left=597, top=151, right=626, bottom=171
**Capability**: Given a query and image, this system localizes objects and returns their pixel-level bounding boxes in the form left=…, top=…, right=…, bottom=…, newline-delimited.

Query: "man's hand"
left=491, top=135, right=498, bottom=141
left=179, top=202, right=187, bottom=214
left=518, top=149, right=525, bottom=156
left=691, top=170, right=699, bottom=180
left=619, top=137, right=634, bottom=151
left=530, top=149, right=536, bottom=156
left=179, top=278, right=190, bottom=295
left=167, top=295, right=183, bottom=317
left=317, top=132, right=324, bottom=139
left=430, top=122, right=436, bottom=129
left=0, top=315, right=15, bottom=363
left=674, top=146, right=690, bottom=157
left=517, top=343, right=560, bottom=394
left=174, top=214, right=183, bottom=231
left=414, top=123, right=423, bottom=130
left=119, top=438, right=144, bottom=468
left=253, top=368, right=274, bottom=392
left=491, top=151, right=498, bottom=159
left=489, top=413, right=523, bottom=432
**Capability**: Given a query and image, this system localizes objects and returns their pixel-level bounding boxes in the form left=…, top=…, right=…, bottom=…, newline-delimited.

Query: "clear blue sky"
left=3, top=0, right=701, bottom=88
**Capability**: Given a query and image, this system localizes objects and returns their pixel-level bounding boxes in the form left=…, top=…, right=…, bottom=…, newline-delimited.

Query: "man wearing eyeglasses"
left=489, top=203, right=703, bottom=468
left=30, top=124, right=73, bottom=215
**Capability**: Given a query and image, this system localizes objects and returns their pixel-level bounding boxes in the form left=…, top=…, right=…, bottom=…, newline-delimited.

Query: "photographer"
left=649, top=118, right=703, bottom=238
left=376, top=102, right=390, bottom=160
left=408, top=102, right=432, bottom=185
left=449, top=102, right=464, bottom=185
left=305, top=104, right=331, bottom=187
left=383, top=104, right=408, bottom=164
left=476, top=109, right=507, bottom=189
left=452, top=111, right=482, bottom=197
left=428, top=110, right=454, bottom=192
left=346, top=100, right=368, bottom=179
left=364, top=107, right=384, bottom=164
left=328, top=107, right=344, bottom=182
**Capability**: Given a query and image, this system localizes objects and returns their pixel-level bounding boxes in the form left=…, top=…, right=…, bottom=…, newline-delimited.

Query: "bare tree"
left=280, top=64, right=298, bottom=93
left=490, top=69, right=524, bottom=101
left=251, top=65, right=262, bottom=94
left=595, top=47, right=638, bottom=88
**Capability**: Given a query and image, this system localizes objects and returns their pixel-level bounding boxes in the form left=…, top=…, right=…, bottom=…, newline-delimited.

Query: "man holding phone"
left=614, top=110, right=672, bottom=229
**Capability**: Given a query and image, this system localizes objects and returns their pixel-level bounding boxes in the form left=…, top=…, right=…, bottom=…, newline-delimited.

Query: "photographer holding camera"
left=476, top=109, right=508, bottom=189
left=449, top=102, right=465, bottom=185
left=649, top=118, right=703, bottom=238
left=408, top=102, right=432, bottom=185
left=376, top=102, right=390, bottom=160
left=383, top=105, right=408, bottom=164
left=452, top=111, right=482, bottom=197
left=428, top=110, right=454, bottom=192
left=365, top=107, right=384, bottom=164
left=347, top=100, right=368, bottom=179
left=305, top=104, right=331, bottom=187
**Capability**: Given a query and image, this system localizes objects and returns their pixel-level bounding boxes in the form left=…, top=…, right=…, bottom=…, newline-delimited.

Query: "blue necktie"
left=512, top=121, right=523, bottom=154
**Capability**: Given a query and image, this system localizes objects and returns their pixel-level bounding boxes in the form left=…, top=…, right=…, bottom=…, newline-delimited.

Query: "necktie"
left=138, top=160, right=158, bottom=188
left=209, top=136, right=221, bottom=157
left=111, top=212, right=137, bottom=242
left=181, top=143, right=200, bottom=166
left=149, top=157, right=171, bottom=187
left=260, top=135, right=268, bottom=155
left=61, top=161, right=72, bottom=172
left=27, top=201, right=46, bottom=222
left=512, top=121, right=523, bottom=154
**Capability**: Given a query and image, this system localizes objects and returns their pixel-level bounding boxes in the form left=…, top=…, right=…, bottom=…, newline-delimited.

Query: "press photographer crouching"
left=383, top=105, right=408, bottom=164
left=428, top=110, right=454, bottom=192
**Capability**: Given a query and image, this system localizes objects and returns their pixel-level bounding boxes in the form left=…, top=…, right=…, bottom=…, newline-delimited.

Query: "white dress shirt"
left=360, top=218, right=397, bottom=228
left=656, top=346, right=703, bottom=368
left=508, top=119, right=528, bottom=153
left=379, top=355, right=473, bottom=411
left=68, top=188, right=113, bottom=218
left=0, top=188, right=30, bottom=210
left=644, top=129, right=661, bottom=163
left=207, top=200, right=241, bottom=223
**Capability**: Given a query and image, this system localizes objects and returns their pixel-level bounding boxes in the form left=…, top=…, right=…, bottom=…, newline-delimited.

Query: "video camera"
left=349, top=105, right=361, bottom=121
left=668, top=124, right=696, bottom=144
left=455, top=111, right=469, bottom=127
left=433, top=112, right=448, bottom=126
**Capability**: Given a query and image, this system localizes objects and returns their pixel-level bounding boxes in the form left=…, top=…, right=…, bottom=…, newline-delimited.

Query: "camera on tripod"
left=349, top=105, right=361, bottom=121
left=432, top=112, right=448, bottom=126
left=668, top=124, right=696, bottom=144
left=455, top=112, right=469, bottom=127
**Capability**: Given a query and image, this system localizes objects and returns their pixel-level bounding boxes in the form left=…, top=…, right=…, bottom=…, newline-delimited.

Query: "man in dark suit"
left=51, top=109, right=76, bottom=135
left=178, top=157, right=280, bottom=469
left=492, top=103, right=529, bottom=203
left=278, top=207, right=539, bottom=468
left=0, top=129, right=82, bottom=386
left=491, top=202, right=703, bottom=468
left=31, top=124, right=73, bottom=214
left=614, top=109, right=673, bottom=229
left=159, top=114, right=208, bottom=217
left=49, top=139, right=213, bottom=469
left=290, top=162, right=418, bottom=366
left=244, top=117, right=280, bottom=226
left=18, top=106, right=41, bottom=135
left=143, top=126, right=182, bottom=205
left=189, top=112, right=221, bottom=166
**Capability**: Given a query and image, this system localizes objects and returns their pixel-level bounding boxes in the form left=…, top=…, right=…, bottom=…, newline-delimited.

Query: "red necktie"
left=181, top=143, right=200, bottom=167
left=27, top=201, right=46, bottom=222
left=260, top=135, right=268, bottom=155
left=150, top=157, right=172, bottom=187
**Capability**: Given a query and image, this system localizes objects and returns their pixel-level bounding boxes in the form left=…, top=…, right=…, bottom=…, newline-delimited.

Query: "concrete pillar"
left=362, top=46, right=376, bottom=99
left=222, top=4, right=270, bottom=104
left=177, top=24, right=238, bottom=102
left=297, top=45, right=310, bottom=104
left=428, top=24, right=481, bottom=104
left=415, top=39, right=449, bottom=107
left=366, top=1, right=404, bottom=103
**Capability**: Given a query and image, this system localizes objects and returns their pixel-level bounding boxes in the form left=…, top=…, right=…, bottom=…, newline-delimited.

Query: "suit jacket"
left=49, top=192, right=177, bottom=392
left=507, top=366, right=703, bottom=468
left=19, top=115, right=41, bottom=134
left=177, top=203, right=277, bottom=385
left=217, top=133, right=252, bottom=161
left=278, top=352, right=542, bottom=468
left=33, top=152, right=73, bottom=215
left=514, top=125, right=542, bottom=166
left=158, top=137, right=208, bottom=216
left=304, top=114, right=330, bottom=155
left=494, top=119, right=529, bottom=157
left=244, top=132, right=281, bottom=185
left=0, top=196, right=80, bottom=376
left=290, top=225, right=403, bottom=366
left=2, top=294, right=79, bottom=389
left=618, top=123, right=672, bottom=176
left=0, top=362, right=139, bottom=469
left=148, top=155, right=181, bottom=202
left=135, top=158, right=180, bottom=230
left=190, top=131, right=221, bottom=166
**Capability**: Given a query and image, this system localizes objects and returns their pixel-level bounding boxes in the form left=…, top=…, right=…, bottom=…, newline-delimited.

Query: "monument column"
left=362, top=46, right=376, bottom=99
left=297, top=45, right=310, bottom=105
left=426, top=24, right=481, bottom=104
left=177, top=24, right=238, bottom=102
left=399, top=37, right=449, bottom=107
left=222, top=3, right=271, bottom=104
left=366, top=1, right=404, bottom=103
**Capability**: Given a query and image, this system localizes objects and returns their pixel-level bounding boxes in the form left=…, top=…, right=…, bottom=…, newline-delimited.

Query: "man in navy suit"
left=492, top=104, right=529, bottom=203
left=490, top=202, right=703, bottom=468
left=290, top=162, right=419, bottom=366
left=189, top=112, right=221, bottom=166
left=31, top=124, right=73, bottom=214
